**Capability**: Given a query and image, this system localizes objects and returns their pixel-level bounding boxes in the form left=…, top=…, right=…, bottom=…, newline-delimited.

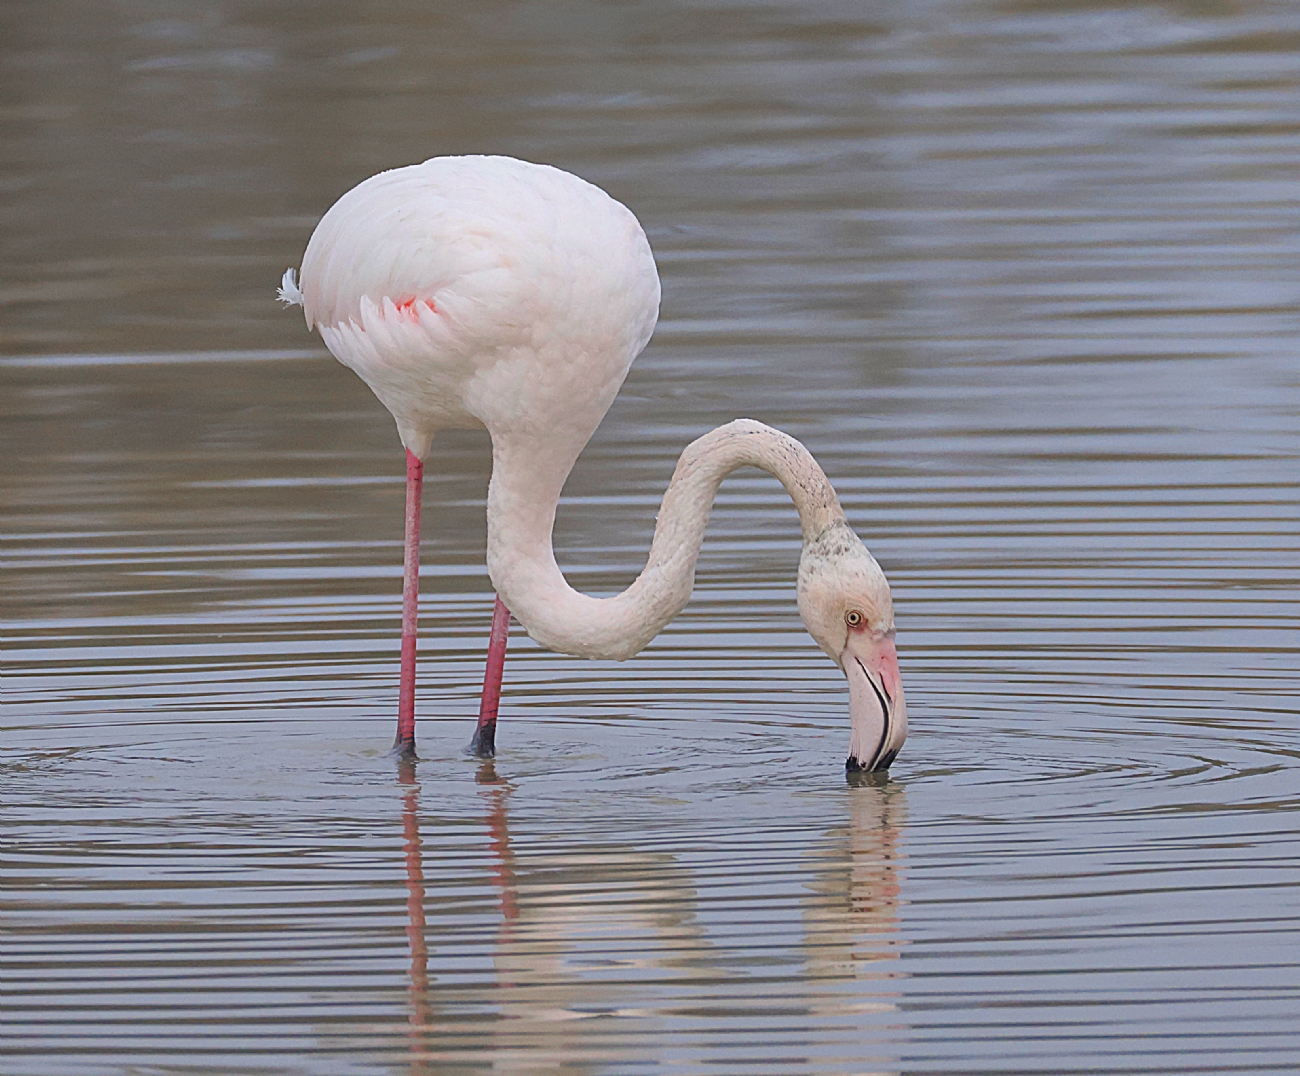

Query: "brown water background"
left=4, top=1, right=1300, bottom=1073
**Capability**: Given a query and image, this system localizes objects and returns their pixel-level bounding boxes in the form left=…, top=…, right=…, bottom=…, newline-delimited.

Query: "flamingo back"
left=293, top=155, right=660, bottom=458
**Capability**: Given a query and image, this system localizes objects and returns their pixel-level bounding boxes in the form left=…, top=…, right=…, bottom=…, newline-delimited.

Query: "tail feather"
left=277, top=267, right=305, bottom=308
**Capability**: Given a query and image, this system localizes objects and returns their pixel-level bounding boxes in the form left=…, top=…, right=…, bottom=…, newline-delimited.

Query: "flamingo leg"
left=395, top=449, right=423, bottom=759
left=469, top=596, right=511, bottom=757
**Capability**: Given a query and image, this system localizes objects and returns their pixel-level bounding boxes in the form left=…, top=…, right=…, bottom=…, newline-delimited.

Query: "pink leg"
left=395, top=449, right=423, bottom=758
left=469, top=596, right=510, bottom=757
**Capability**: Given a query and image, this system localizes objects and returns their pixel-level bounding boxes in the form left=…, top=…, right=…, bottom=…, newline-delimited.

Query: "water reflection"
left=804, top=775, right=906, bottom=1002
left=396, top=762, right=908, bottom=1072
left=397, top=760, right=432, bottom=1073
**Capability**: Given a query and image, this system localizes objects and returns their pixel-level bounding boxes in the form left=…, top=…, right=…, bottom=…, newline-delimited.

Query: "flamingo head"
left=797, top=522, right=907, bottom=774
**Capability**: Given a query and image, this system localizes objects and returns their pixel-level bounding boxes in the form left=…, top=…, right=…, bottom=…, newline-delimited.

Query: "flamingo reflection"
left=396, top=767, right=907, bottom=1072
left=803, top=774, right=908, bottom=1039
left=396, top=760, right=431, bottom=1074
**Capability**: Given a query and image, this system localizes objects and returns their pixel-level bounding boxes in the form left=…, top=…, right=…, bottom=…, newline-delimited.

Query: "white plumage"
left=294, top=156, right=657, bottom=461
left=277, top=267, right=304, bottom=308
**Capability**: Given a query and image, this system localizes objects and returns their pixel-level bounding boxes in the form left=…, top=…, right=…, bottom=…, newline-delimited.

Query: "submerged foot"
left=468, top=720, right=496, bottom=759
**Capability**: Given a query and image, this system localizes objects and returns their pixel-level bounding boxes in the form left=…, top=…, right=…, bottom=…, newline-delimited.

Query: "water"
left=3, top=2, right=1300, bottom=1073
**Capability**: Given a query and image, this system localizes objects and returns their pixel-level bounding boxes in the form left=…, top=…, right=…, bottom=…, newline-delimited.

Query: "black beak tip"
left=845, top=746, right=900, bottom=779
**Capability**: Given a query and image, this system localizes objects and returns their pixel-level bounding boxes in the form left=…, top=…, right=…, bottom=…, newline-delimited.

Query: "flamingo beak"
left=841, top=633, right=908, bottom=773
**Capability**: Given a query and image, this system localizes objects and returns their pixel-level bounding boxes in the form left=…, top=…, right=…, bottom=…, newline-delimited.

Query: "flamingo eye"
left=845, top=609, right=864, bottom=628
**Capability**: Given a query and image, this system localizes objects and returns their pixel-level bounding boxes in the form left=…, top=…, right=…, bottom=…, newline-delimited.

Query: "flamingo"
left=278, top=155, right=906, bottom=772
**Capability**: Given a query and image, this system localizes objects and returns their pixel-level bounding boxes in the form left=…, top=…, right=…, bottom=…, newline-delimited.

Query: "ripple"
left=6, top=1, right=1300, bottom=1072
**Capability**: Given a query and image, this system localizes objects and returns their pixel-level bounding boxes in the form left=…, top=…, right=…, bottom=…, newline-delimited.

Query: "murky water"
left=4, top=2, right=1300, bottom=1073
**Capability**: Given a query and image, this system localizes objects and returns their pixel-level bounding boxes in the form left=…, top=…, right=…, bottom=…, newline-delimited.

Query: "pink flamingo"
left=279, top=155, right=906, bottom=772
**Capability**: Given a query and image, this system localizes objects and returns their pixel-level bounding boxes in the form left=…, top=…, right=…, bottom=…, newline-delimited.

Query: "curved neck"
left=485, top=419, right=847, bottom=660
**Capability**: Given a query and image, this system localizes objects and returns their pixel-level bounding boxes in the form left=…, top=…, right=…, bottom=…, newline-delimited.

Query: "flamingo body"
left=296, top=155, right=659, bottom=461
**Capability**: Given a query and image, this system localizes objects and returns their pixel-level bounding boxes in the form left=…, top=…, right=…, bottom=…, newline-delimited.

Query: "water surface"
left=4, top=2, right=1300, bottom=1073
